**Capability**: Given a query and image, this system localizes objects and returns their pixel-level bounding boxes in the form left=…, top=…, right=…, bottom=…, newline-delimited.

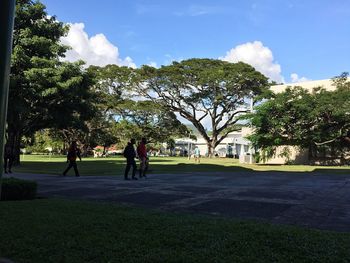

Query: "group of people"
left=4, top=137, right=200, bottom=177
left=4, top=138, right=200, bottom=177
left=61, top=138, right=149, bottom=180
left=123, top=138, right=148, bottom=180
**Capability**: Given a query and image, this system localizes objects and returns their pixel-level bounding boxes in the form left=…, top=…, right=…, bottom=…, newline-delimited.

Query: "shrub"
left=1, top=177, right=37, bottom=201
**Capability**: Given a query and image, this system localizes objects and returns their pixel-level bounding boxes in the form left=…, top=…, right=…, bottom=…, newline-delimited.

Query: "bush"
left=1, top=177, right=37, bottom=201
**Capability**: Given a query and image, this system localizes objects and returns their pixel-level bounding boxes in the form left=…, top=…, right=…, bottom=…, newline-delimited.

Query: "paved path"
left=9, top=171, right=350, bottom=232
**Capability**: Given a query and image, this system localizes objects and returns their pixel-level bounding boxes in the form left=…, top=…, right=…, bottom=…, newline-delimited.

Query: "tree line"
left=8, top=0, right=350, bottom=164
left=247, top=73, right=350, bottom=164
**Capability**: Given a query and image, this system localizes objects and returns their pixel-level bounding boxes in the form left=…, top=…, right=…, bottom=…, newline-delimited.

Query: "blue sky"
left=42, top=0, right=350, bottom=83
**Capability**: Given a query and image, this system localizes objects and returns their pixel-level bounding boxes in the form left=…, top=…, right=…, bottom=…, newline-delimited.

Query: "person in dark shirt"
left=123, top=138, right=137, bottom=180
left=63, top=141, right=81, bottom=177
left=4, top=142, right=14, bottom=174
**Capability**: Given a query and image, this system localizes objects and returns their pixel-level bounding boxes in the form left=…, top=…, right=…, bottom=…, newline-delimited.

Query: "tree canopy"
left=8, top=0, right=96, bottom=162
left=248, top=73, right=350, bottom=162
left=134, top=58, right=270, bottom=154
left=115, top=100, right=190, bottom=145
left=10, top=1, right=349, bottom=165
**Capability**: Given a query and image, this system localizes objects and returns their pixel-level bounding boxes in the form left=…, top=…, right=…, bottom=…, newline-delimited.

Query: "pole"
left=0, top=0, right=16, bottom=197
left=187, top=140, right=190, bottom=160
left=249, top=97, right=254, bottom=164
left=187, top=132, right=191, bottom=160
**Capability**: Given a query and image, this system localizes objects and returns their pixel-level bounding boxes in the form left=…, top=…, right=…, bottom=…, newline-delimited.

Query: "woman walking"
left=63, top=141, right=81, bottom=177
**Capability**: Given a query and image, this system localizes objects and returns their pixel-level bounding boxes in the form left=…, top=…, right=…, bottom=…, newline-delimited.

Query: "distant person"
left=63, top=141, right=81, bottom=177
left=123, top=138, right=137, bottom=180
left=194, top=146, right=201, bottom=163
left=184, top=149, right=188, bottom=157
left=137, top=137, right=148, bottom=178
left=3, top=142, right=14, bottom=174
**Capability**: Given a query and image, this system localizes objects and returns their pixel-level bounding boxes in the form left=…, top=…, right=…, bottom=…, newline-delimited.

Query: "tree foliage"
left=8, top=0, right=96, bottom=162
left=114, top=100, right=190, bottom=145
left=87, top=64, right=134, bottom=114
left=87, top=65, right=191, bottom=147
left=24, top=129, right=63, bottom=154
left=248, top=73, right=350, bottom=161
left=135, top=59, right=269, bottom=154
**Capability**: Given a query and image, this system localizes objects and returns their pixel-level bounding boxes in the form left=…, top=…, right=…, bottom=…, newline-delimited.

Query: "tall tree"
left=82, top=65, right=134, bottom=152
left=248, top=73, right=350, bottom=162
left=88, top=65, right=190, bottom=147
left=8, top=0, right=95, bottom=163
left=134, top=59, right=269, bottom=155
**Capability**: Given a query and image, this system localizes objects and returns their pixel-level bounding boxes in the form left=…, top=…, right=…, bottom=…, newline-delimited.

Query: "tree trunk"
left=7, top=129, right=21, bottom=165
left=62, top=142, right=66, bottom=155
left=81, top=144, right=89, bottom=157
left=308, top=144, right=316, bottom=163
left=206, top=142, right=215, bottom=158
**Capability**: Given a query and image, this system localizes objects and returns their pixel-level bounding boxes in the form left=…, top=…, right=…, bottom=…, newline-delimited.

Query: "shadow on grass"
left=155, top=162, right=251, bottom=173
left=13, top=157, right=350, bottom=176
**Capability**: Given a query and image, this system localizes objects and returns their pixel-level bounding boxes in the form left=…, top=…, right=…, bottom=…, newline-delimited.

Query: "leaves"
left=134, top=59, right=269, bottom=153
left=248, top=74, right=350, bottom=160
left=113, top=100, right=190, bottom=146
left=8, top=1, right=98, bottom=163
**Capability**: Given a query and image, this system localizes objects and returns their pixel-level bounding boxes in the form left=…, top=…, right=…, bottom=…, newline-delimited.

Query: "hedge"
left=1, top=177, right=37, bottom=201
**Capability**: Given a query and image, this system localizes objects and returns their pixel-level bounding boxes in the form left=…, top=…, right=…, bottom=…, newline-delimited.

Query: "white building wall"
left=175, top=131, right=251, bottom=157
left=263, top=78, right=346, bottom=164
left=271, top=79, right=337, bottom=93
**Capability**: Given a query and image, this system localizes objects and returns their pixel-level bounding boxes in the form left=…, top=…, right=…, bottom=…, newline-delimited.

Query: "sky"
left=41, top=0, right=350, bottom=84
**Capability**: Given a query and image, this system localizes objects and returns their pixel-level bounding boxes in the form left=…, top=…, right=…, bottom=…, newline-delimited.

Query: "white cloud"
left=185, top=5, right=225, bottom=16
left=290, top=73, right=310, bottom=83
left=220, top=41, right=284, bottom=83
left=61, top=23, right=136, bottom=68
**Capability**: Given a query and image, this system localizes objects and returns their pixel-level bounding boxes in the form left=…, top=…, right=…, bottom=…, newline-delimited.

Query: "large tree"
left=88, top=65, right=190, bottom=147
left=134, top=59, right=270, bottom=155
left=248, top=73, right=350, bottom=162
left=8, top=0, right=96, bottom=163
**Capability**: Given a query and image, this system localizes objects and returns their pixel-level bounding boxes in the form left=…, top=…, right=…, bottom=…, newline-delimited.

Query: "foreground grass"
left=0, top=199, right=349, bottom=263
left=14, top=155, right=350, bottom=176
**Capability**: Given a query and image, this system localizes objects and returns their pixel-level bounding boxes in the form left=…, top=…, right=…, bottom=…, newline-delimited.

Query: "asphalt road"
left=9, top=170, right=350, bottom=232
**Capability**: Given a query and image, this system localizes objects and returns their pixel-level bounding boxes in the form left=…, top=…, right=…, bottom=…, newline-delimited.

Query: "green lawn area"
left=0, top=199, right=349, bottom=263
left=14, top=154, right=350, bottom=176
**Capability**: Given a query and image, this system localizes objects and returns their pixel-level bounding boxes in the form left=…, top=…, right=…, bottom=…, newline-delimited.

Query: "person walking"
left=137, top=137, right=148, bottom=178
left=62, top=141, right=81, bottom=177
left=4, top=142, right=14, bottom=173
left=123, top=138, right=138, bottom=180
left=194, top=146, right=201, bottom=163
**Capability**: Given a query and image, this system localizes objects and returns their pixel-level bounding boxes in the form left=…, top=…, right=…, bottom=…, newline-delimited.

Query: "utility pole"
left=0, top=0, right=16, bottom=196
left=187, top=132, right=191, bottom=160
left=249, top=97, right=254, bottom=164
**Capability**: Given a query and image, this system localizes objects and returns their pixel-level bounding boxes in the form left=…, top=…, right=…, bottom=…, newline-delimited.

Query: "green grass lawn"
left=0, top=199, right=349, bottom=263
left=14, top=154, right=350, bottom=176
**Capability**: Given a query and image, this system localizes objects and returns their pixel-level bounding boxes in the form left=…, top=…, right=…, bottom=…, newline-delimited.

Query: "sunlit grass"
left=14, top=154, right=350, bottom=176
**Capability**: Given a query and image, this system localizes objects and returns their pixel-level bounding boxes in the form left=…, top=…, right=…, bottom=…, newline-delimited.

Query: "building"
left=175, top=128, right=251, bottom=158
left=256, top=78, right=347, bottom=164
left=176, top=78, right=347, bottom=164
left=271, top=79, right=336, bottom=94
